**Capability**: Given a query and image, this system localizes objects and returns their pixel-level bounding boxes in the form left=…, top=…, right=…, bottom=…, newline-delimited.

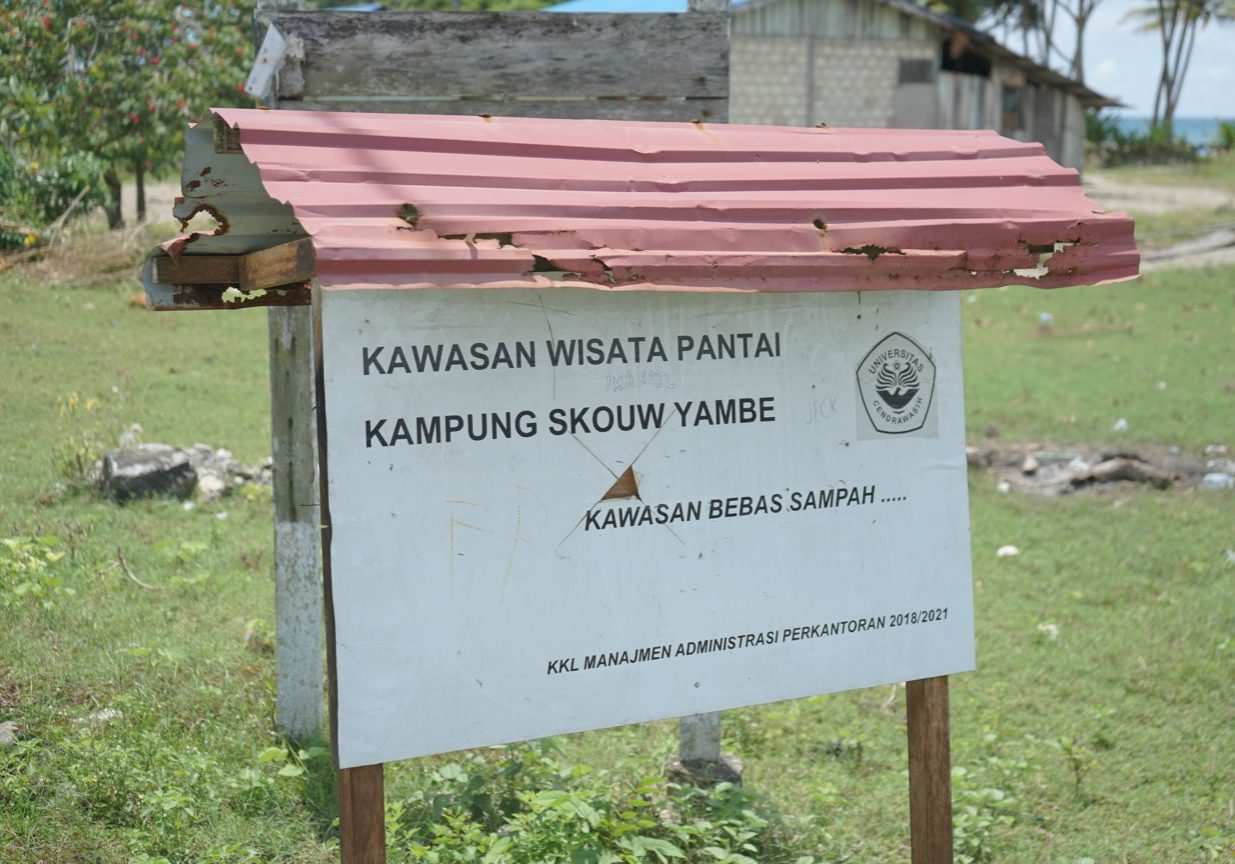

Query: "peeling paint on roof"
left=151, top=107, right=1137, bottom=298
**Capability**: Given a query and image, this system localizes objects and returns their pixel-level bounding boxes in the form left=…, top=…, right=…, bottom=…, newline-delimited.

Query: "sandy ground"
left=1082, top=172, right=1235, bottom=215
left=130, top=172, right=1235, bottom=269
left=126, top=178, right=183, bottom=227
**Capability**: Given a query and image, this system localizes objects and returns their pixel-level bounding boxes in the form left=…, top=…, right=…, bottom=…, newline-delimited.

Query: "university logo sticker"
left=857, top=332, right=936, bottom=434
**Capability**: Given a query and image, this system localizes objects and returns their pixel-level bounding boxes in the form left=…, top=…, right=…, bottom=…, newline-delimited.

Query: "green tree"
left=1128, top=0, right=1235, bottom=137
left=0, top=0, right=256, bottom=227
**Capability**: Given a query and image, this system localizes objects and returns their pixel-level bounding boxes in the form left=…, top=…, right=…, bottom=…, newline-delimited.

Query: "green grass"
left=1, top=243, right=1233, bottom=863
left=962, top=266, right=1235, bottom=451
left=1093, top=151, right=1235, bottom=188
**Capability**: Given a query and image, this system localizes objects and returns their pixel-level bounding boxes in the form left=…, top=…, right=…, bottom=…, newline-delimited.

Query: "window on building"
left=898, top=59, right=936, bottom=85
left=939, top=41, right=991, bottom=77
left=1001, top=84, right=1025, bottom=132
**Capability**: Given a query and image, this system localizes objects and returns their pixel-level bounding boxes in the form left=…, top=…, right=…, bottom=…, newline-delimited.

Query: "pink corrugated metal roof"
left=200, top=107, right=1137, bottom=292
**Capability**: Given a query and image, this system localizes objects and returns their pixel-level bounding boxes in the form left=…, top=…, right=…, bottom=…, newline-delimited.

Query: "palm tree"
left=1128, top=0, right=1235, bottom=137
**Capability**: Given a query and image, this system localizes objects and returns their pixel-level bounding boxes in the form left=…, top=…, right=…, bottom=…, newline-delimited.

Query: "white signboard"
left=321, top=288, right=974, bottom=768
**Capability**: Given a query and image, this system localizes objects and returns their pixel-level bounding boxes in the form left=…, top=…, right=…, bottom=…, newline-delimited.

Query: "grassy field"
left=1, top=232, right=1233, bottom=863
left=1088, top=152, right=1235, bottom=251
left=1094, top=151, right=1235, bottom=189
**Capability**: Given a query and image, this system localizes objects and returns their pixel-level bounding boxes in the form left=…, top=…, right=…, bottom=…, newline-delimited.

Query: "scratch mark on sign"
left=449, top=514, right=488, bottom=581
left=505, top=299, right=574, bottom=316
left=558, top=421, right=672, bottom=547
left=505, top=506, right=526, bottom=590
left=571, top=435, right=621, bottom=482
left=534, top=291, right=558, bottom=398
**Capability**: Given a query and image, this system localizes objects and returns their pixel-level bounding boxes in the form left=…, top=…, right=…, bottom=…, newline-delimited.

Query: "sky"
left=1082, top=0, right=1235, bottom=117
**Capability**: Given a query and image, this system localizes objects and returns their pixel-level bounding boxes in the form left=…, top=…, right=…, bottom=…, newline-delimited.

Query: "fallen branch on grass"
left=115, top=547, right=160, bottom=591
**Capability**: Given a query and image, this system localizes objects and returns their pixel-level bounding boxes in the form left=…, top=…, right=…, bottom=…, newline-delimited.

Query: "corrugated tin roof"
left=149, top=107, right=1136, bottom=298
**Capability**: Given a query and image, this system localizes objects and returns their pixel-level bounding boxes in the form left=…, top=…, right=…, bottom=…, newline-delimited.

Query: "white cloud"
left=1051, top=0, right=1234, bottom=116
left=1091, top=57, right=1119, bottom=86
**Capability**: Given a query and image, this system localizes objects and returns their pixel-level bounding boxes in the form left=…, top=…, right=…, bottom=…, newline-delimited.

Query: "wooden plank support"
left=157, top=283, right=310, bottom=311
left=907, top=676, right=954, bottom=864
left=339, top=764, right=386, bottom=864
left=244, top=237, right=317, bottom=292
left=153, top=237, right=315, bottom=292
left=154, top=254, right=239, bottom=285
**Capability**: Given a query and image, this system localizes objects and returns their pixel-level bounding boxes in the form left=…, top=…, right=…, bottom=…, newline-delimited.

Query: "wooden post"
left=269, top=306, right=325, bottom=741
left=312, top=280, right=387, bottom=864
left=677, top=0, right=731, bottom=775
left=339, top=764, right=387, bottom=864
left=906, top=676, right=953, bottom=864
left=682, top=0, right=722, bottom=777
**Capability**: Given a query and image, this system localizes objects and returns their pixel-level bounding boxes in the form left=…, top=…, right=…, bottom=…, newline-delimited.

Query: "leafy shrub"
left=1084, top=110, right=1198, bottom=166
left=1217, top=120, right=1235, bottom=152
left=387, top=743, right=797, bottom=864
left=55, top=390, right=117, bottom=484
left=0, top=724, right=322, bottom=861
left=0, top=147, right=107, bottom=252
left=0, top=535, right=71, bottom=609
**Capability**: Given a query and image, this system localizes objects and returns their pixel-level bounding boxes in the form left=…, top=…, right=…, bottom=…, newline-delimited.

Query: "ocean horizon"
left=1112, top=115, right=1233, bottom=146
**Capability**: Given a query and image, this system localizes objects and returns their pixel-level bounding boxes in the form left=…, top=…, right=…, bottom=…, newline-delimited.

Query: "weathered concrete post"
left=671, top=709, right=743, bottom=785
left=256, top=0, right=321, bottom=743
left=268, top=306, right=324, bottom=740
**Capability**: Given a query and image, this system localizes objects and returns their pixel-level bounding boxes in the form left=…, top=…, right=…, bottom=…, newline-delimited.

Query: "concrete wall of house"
left=731, top=36, right=810, bottom=125
left=937, top=62, right=1087, bottom=171
left=729, top=0, right=936, bottom=126
left=1060, top=96, right=1085, bottom=171
left=1024, top=85, right=1085, bottom=170
left=729, top=0, right=1086, bottom=170
left=935, top=70, right=991, bottom=129
left=731, top=35, right=935, bottom=127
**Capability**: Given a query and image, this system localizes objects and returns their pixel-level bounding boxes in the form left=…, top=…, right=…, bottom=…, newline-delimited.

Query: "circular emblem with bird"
left=856, top=332, right=936, bottom=434
left=875, top=358, right=921, bottom=411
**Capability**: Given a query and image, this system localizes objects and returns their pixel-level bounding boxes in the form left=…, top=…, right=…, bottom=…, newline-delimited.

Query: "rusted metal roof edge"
left=142, top=108, right=1138, bottom=309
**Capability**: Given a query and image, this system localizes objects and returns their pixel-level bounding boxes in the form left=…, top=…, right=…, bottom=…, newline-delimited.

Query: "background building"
left=550, top=0, right=1117, bottom=169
